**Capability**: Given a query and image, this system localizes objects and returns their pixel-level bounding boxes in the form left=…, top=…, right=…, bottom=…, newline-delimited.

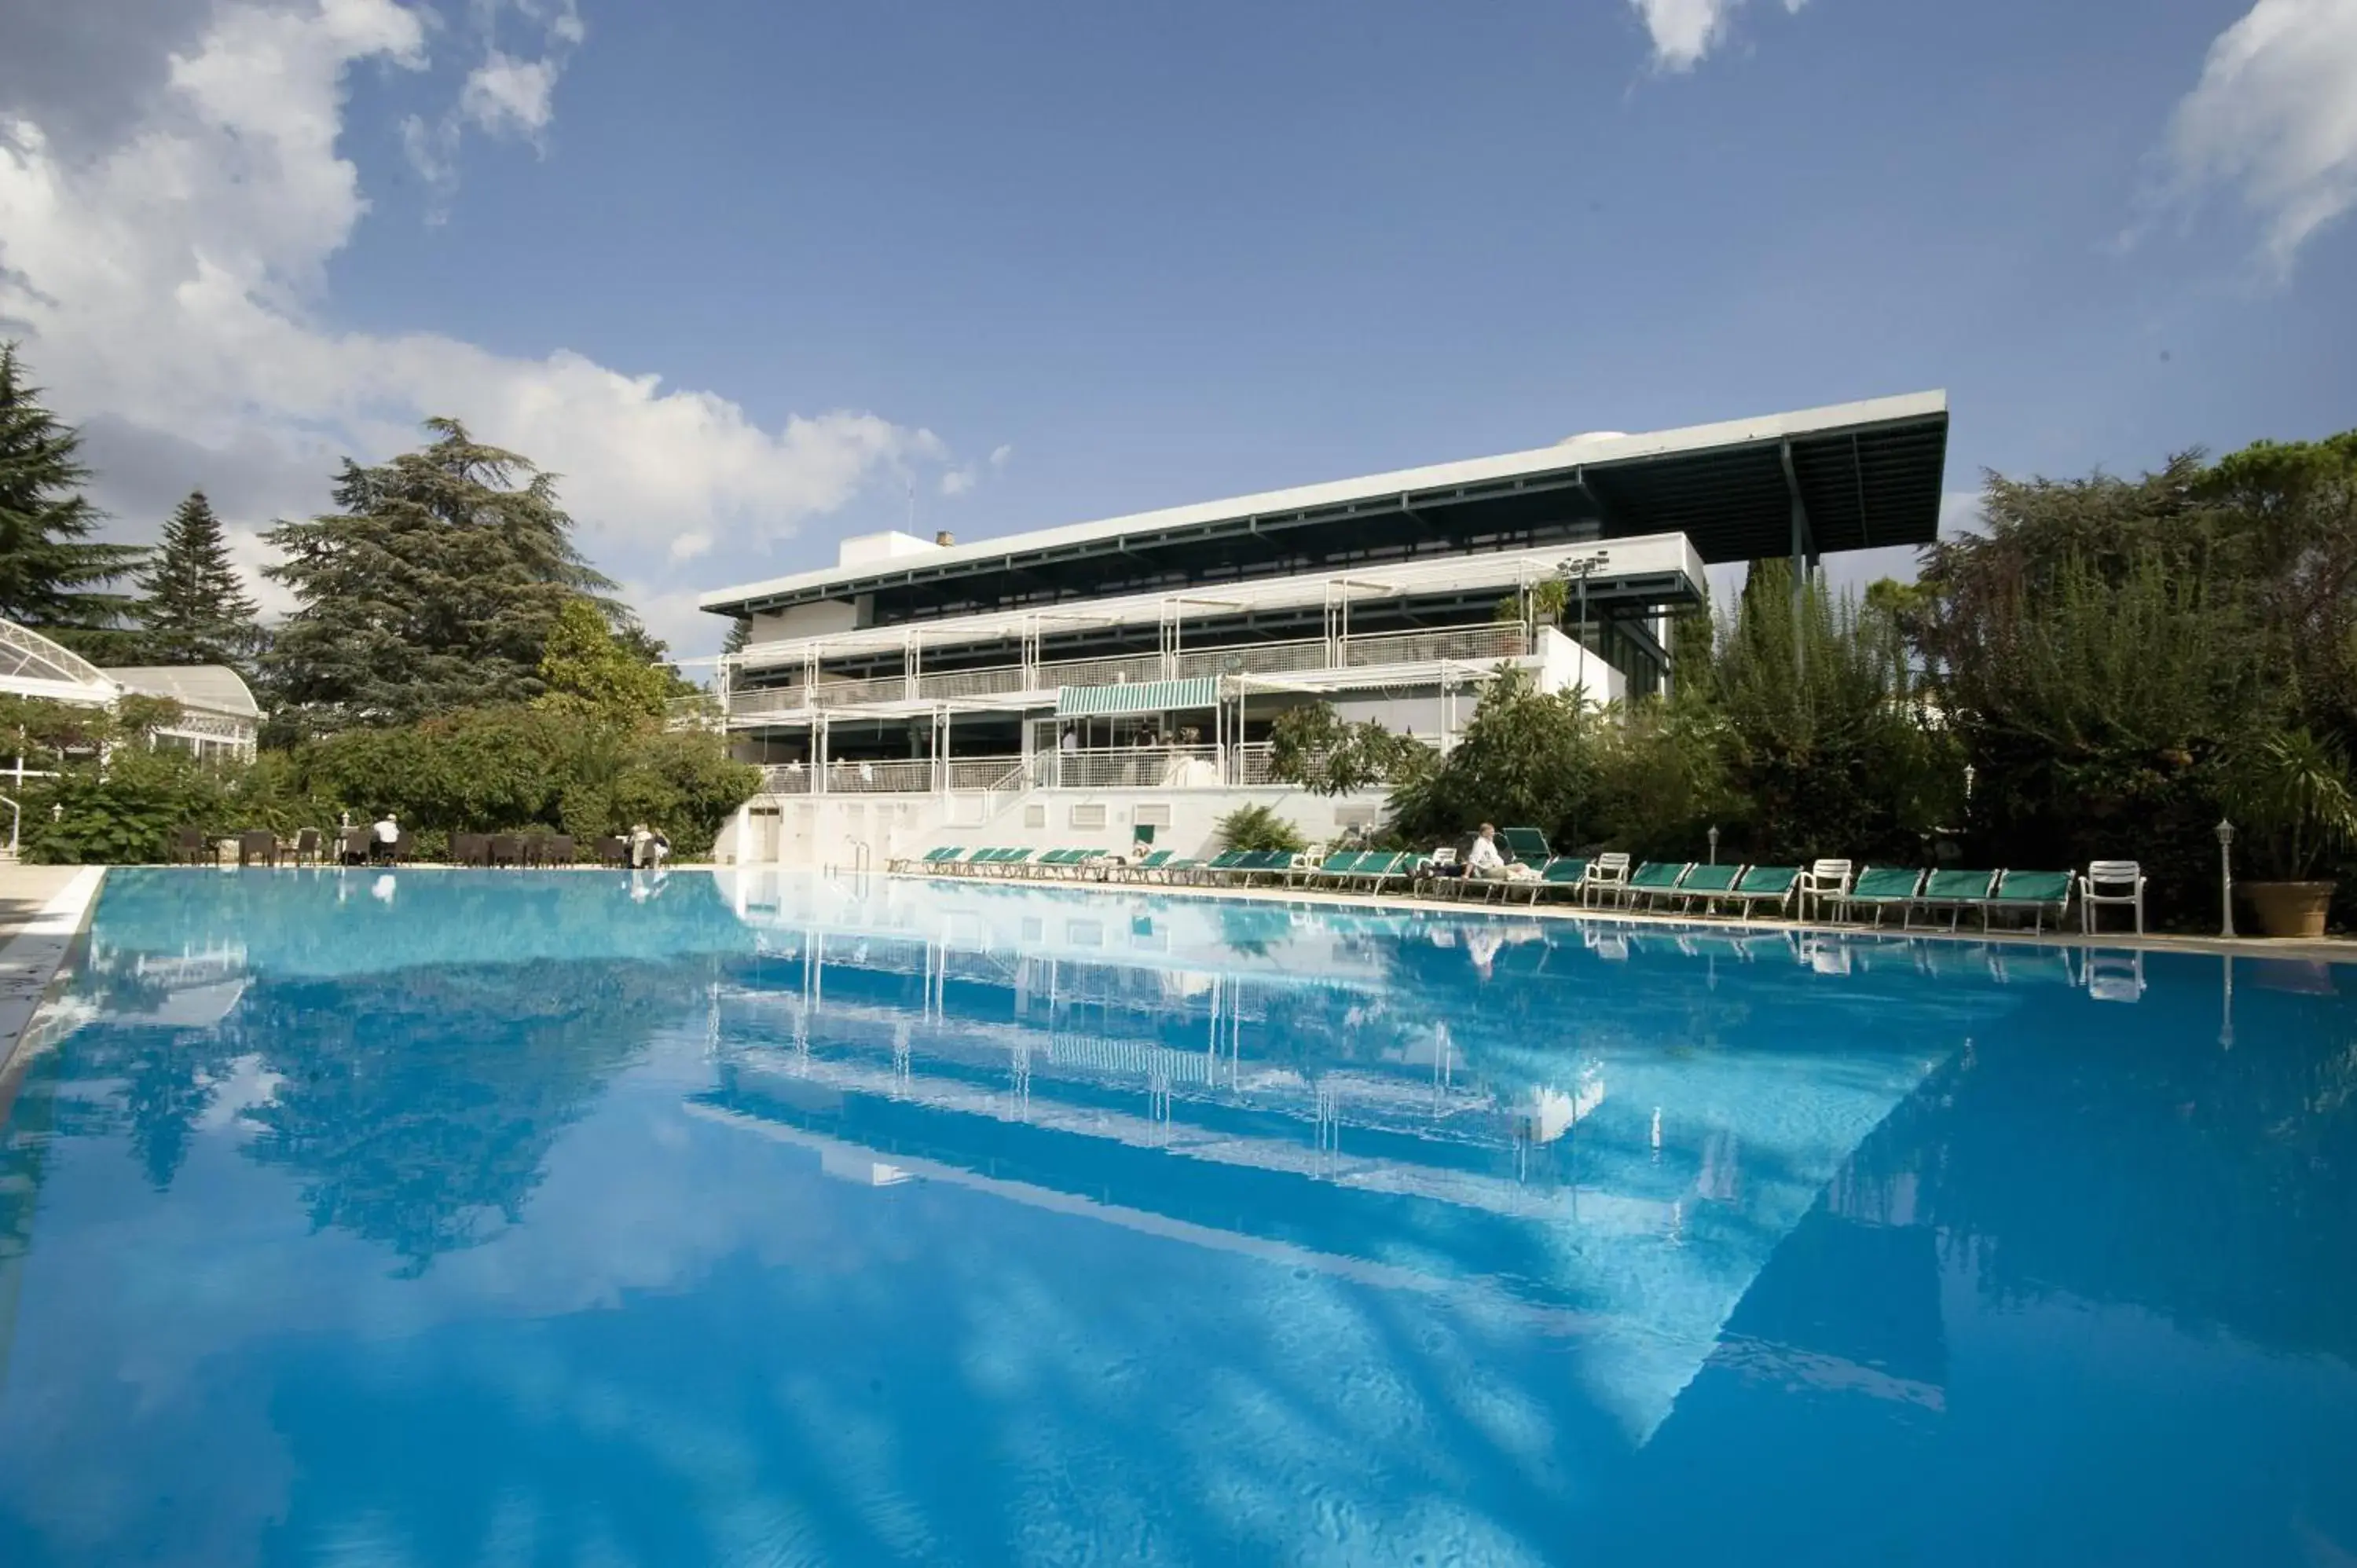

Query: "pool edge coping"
left=0, top=866, right=106, bottom=1079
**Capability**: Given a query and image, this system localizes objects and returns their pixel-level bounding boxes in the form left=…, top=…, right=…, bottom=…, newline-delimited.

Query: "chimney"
left=935, top=530, right=955, bottom=547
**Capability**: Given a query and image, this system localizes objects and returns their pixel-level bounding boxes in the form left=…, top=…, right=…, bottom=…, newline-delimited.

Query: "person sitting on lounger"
left=1465, top=823, right=1506, bottom=878
left=370, top=811, right=400, bottom=864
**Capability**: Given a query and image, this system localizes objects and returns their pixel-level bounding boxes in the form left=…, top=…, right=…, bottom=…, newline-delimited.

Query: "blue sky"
left=2, top=0, right=2352, bottom=657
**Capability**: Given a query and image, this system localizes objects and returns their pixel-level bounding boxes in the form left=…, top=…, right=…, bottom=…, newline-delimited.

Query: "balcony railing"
left=1032, top=650, right=1165, bottom=689
left=1028, top=745, right=1225, bottom=791
left=916, top=664, right=1028, bottom=701
left=728, top=625, right=1531, bottom=723
left=1342, top=623, right=1525, bottom=666
left=1171, top=637, right=1329, bottom=680
left=749, top=738, right=1431, bottom=798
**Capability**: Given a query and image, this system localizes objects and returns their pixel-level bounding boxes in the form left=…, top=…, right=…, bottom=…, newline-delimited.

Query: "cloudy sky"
left=2, top=0, right=2352, bottom=658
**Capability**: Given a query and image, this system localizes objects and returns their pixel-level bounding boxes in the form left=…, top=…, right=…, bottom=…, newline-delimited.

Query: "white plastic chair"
left=2080, top=860, right=2147, bottom=935
left=1585, top=851, right=1633, bottom=908
left=2085, top=950, right=2147, bottom=1003
left=1798, top=859, right=1853, bottom=921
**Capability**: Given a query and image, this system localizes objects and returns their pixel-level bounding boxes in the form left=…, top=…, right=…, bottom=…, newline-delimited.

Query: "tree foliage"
left=536, top=599, right=675, bottom=724
left=19, top=707, right=760, bottom=863
left=1911, top=451, right=2322, bottom=914
left=1266, top=702, right=1431, bottom=796
left=1709, top=559, right=1958, bottom=862
left=261, top=419, right=614, bottom=731
left=1387, top=665, right=1602, bottom=848
left=133, top=490, right=263, bottom=669
left=0, top=342, right=145, bottom=653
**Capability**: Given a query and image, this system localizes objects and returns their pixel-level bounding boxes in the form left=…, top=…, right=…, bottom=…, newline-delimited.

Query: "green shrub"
left=1215, top=802, right=1307, bottom=854
left=20, top=748, right=227, bottom=864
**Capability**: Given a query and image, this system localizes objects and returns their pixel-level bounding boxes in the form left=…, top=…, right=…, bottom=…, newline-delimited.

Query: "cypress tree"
left=261, top=419, right=614, bottom=729
left=0, top=342, right=145, bottom=651
left=134, top=490, right=263, bottom=669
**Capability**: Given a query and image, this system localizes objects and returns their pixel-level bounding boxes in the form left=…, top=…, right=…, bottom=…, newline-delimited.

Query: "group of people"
left=332, top=811, right=669, bottom=869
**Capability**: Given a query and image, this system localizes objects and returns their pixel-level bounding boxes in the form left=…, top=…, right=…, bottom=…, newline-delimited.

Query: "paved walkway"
left=0, top=866, right=81, bottom=948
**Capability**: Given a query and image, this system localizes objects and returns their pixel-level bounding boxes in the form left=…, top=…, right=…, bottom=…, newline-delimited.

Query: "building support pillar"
left=1781, top=441, right=1815, bottom=677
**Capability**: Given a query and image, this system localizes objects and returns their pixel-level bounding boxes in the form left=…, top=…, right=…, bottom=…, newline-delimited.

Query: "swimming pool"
left=0, top=867, right=2351, bottom=1565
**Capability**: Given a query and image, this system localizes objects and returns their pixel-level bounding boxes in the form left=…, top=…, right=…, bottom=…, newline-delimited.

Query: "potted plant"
left=2223, top=729, right=2357, bottom=939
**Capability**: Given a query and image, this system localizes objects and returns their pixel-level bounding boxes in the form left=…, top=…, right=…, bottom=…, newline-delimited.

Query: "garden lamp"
left=1708, top=825, right=1720, bottom=865
left=2216, top=818, right=2235, bottom=939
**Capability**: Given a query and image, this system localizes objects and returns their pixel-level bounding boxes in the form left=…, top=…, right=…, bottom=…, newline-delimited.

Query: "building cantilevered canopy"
left=703, top=390, right=1947, bottom=628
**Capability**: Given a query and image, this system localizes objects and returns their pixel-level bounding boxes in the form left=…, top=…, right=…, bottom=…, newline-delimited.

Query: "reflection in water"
left=0, top=868, right=2348, bottom=1566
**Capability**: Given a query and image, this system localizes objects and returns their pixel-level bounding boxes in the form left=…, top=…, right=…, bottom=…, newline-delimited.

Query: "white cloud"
left=460, top=49, right=559, bottom=137
left=1627, top=0, right=1805, bottom=72
left=939, top=467, right=977, bottom=497
left=0, top=0, right=937, bottom=651
left=224, top=526, right=303, bottom=621
left=988, top=443, right=1014, bottom=469
left=401, top=0, right=582, bottom=211
left=2164, top=0, right=2357, bottom=273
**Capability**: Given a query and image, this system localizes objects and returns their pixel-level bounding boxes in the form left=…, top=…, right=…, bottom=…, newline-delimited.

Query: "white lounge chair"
left=2080, top=860, right=2146, bottom=935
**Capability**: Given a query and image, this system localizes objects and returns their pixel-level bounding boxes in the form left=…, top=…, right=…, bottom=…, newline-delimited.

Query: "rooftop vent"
left=935, top=530, right=955, bottom=547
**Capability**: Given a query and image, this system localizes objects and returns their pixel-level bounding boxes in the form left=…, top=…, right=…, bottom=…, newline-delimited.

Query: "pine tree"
left=261, top=419, right=614, bottom=729
left=722, top=615, right=750, bottom=654
left=0, top=342, right=145, bottom=651
left=133, top=491, right=263, bottom=669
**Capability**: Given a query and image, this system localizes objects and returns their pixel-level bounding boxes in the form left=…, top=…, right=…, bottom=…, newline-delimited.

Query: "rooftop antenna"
left=906, top=474, right=915, bottom=534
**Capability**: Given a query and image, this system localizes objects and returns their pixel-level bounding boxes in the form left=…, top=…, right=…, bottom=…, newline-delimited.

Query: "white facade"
left=698, top=394, right=1951, bottom=866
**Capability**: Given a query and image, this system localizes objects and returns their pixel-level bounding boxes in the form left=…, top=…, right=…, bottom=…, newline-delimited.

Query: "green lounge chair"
left=1908, top=868, right=1998, bottom=931
left=1519, top=856, right=1591, bottom=904
left=1299, top=850, right=1366, bottom=888
left=1986, top=869, right=2074, bottom=932
left=1344, top=851, right=1414, bottom=894
left=1499, top=826, right=1552, bottom=864
left=1623, top=861, right=1692, bottom=910
left=1722, top=865, right=1798, bottom=917
left=1674, top=862, right=1744, bottom=914
left=1198, top=849, right=1249, bottom=884
left=1118, top=848, right=1176, bottom=881
left=994, top=848, right=1036, bottom=878
left=1239, top=849, right=1296, bottom=886
left=1839, top=866, right=1923, bottom=927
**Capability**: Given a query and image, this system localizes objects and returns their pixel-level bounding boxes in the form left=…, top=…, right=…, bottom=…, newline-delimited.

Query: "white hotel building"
left=701, top=393, right=1948, bottom=867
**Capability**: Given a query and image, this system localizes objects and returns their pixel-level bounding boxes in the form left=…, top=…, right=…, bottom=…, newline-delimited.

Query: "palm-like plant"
left=2225, top=729, right=2357, bottom=882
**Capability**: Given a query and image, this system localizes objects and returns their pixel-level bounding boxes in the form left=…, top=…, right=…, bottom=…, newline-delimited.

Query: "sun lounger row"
left=893, top=842, right=2091, bottom=934
left=1818, top=865, right=2077, bottom=932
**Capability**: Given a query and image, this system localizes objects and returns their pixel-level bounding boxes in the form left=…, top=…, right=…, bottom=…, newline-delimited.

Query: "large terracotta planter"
left=2241, top=881, right=2337, bottom=940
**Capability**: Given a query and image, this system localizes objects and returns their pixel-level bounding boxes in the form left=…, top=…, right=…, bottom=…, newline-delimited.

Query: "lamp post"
left=1707, top=825, right=1720, bottom=866
left=2216, top=818, right=2236, bottom=939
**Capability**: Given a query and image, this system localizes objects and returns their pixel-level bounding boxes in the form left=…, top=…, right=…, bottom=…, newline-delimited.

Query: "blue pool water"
left=1, top=869, right=2352, bottom=1566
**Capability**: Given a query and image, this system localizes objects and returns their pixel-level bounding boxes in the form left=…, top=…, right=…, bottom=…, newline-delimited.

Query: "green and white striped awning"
left=1055, top=677, right=1217, bottom=718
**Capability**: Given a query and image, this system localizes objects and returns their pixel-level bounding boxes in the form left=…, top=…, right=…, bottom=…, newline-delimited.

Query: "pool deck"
left=873, top=867, right=2357, bottom=965
left=0, top=865, right=105, bottom=1064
